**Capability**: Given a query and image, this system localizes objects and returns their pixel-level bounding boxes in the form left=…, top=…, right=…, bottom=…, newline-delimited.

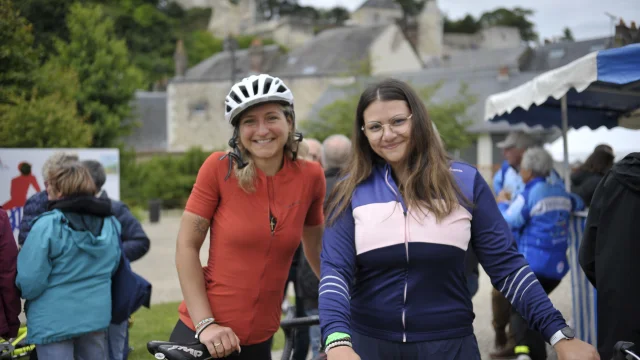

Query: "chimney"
left=249, top=37, right=265, bottom=74
left=497, top=66, right=509, bottom=82
left=174, top=39, right=188, bottom=77
left=615, top=18, right=640, bottom=47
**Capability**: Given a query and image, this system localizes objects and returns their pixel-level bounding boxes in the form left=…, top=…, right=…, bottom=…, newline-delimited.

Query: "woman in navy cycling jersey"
left=318, top=78, right=599, bottom=360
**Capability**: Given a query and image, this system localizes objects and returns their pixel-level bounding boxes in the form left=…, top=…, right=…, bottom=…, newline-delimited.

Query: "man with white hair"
left=18, top=151, right=78, bottom=245
left=497, top=147, right=584, bottom=360
left=296, top=134, right=351, bottom=359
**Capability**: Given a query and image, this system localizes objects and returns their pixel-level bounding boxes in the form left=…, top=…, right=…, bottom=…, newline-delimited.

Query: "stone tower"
left=417, top=0, right=444, bottom=62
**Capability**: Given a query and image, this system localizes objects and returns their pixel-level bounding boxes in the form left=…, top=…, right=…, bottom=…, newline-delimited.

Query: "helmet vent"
left=239, top=85, right=250, bottom=98
left=230, top=91, right=241, bottom=103
left=263, top=77, right=273, bottom=93
left=277, top=85, right=287, bottom=93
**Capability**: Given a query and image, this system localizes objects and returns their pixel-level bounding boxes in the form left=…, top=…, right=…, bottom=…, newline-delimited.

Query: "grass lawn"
left=128, top=302, right=285, bottom=360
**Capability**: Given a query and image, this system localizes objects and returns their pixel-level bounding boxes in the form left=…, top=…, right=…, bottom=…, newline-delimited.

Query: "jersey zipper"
left=384, top=168, right=409, bottom=343
left=267, top=176, right=277, bottom=236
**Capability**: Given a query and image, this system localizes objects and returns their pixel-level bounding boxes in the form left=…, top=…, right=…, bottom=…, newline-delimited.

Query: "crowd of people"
left=1, top=154, right=151, bottom=360
left=1, top=72, right=637, bottom=360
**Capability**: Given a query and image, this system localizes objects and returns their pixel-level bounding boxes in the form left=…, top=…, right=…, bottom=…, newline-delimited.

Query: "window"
left=548, top=48, right=566, bottom=60
left=190, top=101, right=208, bottom=117
left=302, top=66, right=317, bottom=75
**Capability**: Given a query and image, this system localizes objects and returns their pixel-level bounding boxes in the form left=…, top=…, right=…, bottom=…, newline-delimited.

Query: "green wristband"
left=325, top=332, right=351, bottom=346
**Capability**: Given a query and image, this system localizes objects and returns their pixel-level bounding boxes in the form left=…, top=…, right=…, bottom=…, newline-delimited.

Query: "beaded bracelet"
left=195, top=317, right=215, bottom=330
left=325, top=339, right=353, bottom=352
left=195, top=321, right=216, bottom=340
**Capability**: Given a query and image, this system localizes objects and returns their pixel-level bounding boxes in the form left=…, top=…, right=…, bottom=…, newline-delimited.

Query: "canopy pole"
left=561, top=95, right=571, bottom=192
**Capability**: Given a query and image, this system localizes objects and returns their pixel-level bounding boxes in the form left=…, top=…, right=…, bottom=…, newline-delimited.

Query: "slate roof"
left=183, top=44, right=283, bottom=81
left=357, top=0, right=402, bottom=10
left=124, top=91, right=168, bottom=153
left=520, top=37, right=613, bottom=72
left=437, top=45, right=530, bottom=70
left=270, top=25, right=389, bottom=76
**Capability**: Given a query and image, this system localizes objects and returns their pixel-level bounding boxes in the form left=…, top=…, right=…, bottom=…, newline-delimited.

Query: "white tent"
left=544, top=126, right=640, bottom=163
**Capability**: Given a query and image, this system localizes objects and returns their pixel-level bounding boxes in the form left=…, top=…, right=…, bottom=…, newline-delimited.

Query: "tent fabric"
left=484, top=44, right=640, bottom=130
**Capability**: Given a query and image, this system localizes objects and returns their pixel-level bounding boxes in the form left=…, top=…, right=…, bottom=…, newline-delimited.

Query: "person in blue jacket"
left=82, top=159, right=151, bottom=360
left=16, top=162, right=121, bottom=360
left=318, top=78, right=598, bottom=360
left=497, top=147, right=584, bottom=360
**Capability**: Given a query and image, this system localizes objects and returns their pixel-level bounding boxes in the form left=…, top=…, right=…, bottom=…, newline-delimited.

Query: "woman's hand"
left=327, top=346, right=361, bottom=360
left=199, top=324, right=241, bottom=358
left=554, top=339, right=600, bottom=360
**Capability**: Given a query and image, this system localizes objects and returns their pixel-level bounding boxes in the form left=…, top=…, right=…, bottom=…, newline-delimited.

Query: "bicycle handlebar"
left=279, top=315, right=320, bottom=329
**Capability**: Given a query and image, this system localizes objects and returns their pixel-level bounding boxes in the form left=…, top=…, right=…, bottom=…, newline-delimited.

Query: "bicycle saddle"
left=147, top=341, right=211, bottom=360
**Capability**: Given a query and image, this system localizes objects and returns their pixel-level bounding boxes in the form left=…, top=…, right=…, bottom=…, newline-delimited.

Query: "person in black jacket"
left=571, top=144, right=614, bottom=207
left=579, top=152, right=640, bottom=360
left=297, top=134, right=351, bottom=360
left=82, top=160, right=151, bottom=360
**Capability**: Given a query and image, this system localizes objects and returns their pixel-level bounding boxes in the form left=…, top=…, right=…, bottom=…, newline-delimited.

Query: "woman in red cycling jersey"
left=171, top=74, right=326, bottom=359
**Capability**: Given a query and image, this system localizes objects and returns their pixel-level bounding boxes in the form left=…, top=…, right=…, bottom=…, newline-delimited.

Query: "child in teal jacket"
left=16, top=162, right=120, bottom=360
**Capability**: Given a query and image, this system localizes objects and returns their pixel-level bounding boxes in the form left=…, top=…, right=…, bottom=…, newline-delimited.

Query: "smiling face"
left=362, top=100, right=412, bottom=169
left=237, top=102, right=292, bottom=162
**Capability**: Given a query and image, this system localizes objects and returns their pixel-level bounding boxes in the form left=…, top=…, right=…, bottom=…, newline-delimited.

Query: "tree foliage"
left=303, top=81, right=476, bottom=152
left=0, top=0, right=40, bottom=101
left=444, top=7, right=538, bottom=42
left=561, top=27, right=575, bottom=42
left=0, top=0, right=92, bottom=147
left=51, top=3, right=144, bottom=147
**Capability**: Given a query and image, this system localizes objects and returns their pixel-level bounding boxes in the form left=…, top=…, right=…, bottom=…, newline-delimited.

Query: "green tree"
left=479, top=7, right=538, bottom=41
left=394, top=0, right=426, bottom=19
left=0, top=91, right=92, bottom=148
left=304, top=81, right=476, bottom=152
left=561, top=27, right=575, bottom=42
left=52, top=3, right=144, bottom=147
left=444, top=15, right=481, bottom=34
left=0, top=0, right=92, bottom=147
left=0, top=0, right=40, bottom=101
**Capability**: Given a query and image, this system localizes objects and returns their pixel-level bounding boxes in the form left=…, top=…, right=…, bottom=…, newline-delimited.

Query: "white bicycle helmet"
left=224, top=74, right=294, bottom=125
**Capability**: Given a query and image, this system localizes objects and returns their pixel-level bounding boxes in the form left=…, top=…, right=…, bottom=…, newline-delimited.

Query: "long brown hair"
left=326, top=78, right=469, bottom=224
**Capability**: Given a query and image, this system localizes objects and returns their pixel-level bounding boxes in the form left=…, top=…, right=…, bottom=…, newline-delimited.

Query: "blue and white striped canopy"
left=485, top=44, right=640, bottom=130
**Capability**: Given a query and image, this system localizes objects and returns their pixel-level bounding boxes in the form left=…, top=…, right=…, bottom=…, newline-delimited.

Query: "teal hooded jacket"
left=16, top=196, right=121, bottom=345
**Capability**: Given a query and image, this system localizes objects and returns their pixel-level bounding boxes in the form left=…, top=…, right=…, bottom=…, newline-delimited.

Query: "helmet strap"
left=291, top=132, right=303, bottom=161
left=218, top=128, right=248, bottom=180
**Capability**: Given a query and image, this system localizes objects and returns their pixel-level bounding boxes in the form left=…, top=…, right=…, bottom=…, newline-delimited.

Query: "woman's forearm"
left=176, top=245, right=212, bottom=324
left=176, top=212, right=213, bottom=325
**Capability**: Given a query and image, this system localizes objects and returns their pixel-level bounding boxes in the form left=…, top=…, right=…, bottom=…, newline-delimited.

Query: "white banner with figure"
left=0, top=148, right=120, bottom=239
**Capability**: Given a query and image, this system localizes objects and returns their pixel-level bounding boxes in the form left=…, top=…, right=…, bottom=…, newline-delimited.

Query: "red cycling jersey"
left=178, top=152, right=325, bottom=345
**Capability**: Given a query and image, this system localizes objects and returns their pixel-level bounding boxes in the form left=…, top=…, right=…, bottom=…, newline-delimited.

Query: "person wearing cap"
left=170, top=74, right=325, bottom=359
left=493, top=131, right=564, bottom=200
left=490, top=131, right=564, bottom=359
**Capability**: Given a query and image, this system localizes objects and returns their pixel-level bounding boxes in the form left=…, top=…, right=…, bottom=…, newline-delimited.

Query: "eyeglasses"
left=361, top=114, right=412, bottom=139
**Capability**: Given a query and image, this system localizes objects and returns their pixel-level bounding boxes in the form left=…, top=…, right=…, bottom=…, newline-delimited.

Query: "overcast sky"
left=297, top=0, right=640, bottom=42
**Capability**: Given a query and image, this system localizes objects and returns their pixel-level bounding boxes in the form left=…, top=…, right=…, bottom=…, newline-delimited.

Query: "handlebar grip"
left=280, top=315, right=320, bottom=329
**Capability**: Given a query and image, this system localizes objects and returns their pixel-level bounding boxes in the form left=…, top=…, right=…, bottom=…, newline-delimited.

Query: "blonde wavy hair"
left=232, top=103, right=300, bottom=192
left=47, top=162, right=97, bottom=198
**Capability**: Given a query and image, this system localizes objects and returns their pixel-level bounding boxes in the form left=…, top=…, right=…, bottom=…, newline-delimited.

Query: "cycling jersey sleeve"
left=470, top=172, right=567, bottom=343
left=304, top=162, right=326, bottom=227
left=185, top=153, right=222, bottom=220
left=318, top=202, right=356, bottom=343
